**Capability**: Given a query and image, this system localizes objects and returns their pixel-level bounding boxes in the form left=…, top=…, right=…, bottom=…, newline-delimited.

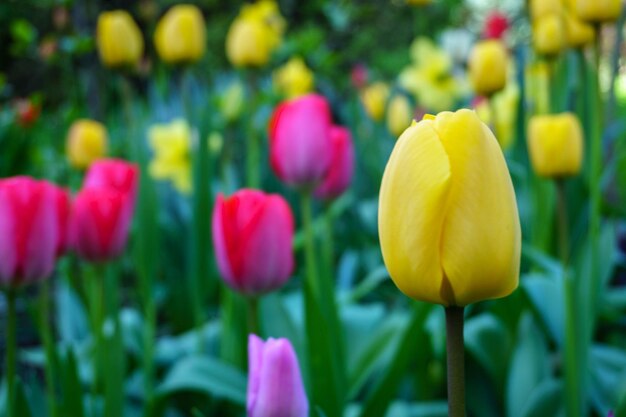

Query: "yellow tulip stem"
left=40, top=279, right=59, bottom=417
left=554, top=179, right=569, bottom=265
left=5, top=288, right=17, bottom=417
left=247, top=296, right=260, bottom=336
left=445, top=306, right=465, bottom=417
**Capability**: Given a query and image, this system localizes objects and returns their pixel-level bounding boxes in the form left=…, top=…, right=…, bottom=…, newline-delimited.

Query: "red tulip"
left=269, top=94, right=333, bottom=189
left=53, top=185, right=71, bottom=257
left=212, top=189, right=295, bottom=296
left=69, top=187, right=134, bottom=262
left=0, top=177, right=58, bottom=286
left=483, top=12, right=509, bottom=40
left=84, top=158, right=139, bottom=207
left=314, top=125, right=355, bottom=200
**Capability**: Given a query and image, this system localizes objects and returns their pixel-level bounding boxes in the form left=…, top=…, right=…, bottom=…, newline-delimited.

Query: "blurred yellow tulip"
left=379, top=110, right=521, bottom=306
left=154, top=5, right=206, bottom=64
left=565, top=13, right=595, bottom=47
left=148, top=119, right=192, bottom=193
left=96, top=11, right=144, bottom=68
left=468, top=40, right=508, bottom=97
left=528, top=113, right=583, bottom=177
left=221, top=80, right=245, bottom=123
left=533, top=14, right=565, bottom=56
left=66, top=120, right=108, bottom=169
left=361, top=82, right=390, bottom=121
left=387, top=94, right=413, bottom=137
left=273, top=57, right=315, bottom=98
left=525, top=61, right=550, bottom=115
left=529, top=0, right=562, bottom=20
left=573, top=0, right=621, bottom=23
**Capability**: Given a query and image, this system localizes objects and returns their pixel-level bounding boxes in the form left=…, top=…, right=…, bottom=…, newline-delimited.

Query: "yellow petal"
left=378, top=120, right=452, bottom=304
left=527, top=113, right=583, bottom=177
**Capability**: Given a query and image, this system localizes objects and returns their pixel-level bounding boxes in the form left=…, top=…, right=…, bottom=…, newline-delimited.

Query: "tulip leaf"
left=55, top=278, right=90, bottom=345
left=60, top=349, right=85, bottom=417
left=588, top=344, right=626, bottom=416
left=519, top=378, right=563, bottom=417
left=522, top=273, right=564, bottom=347
left=465, top=314, right=512, bottom=389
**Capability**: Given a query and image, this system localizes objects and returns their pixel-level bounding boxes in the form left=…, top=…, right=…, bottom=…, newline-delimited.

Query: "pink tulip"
left=269, top=94, right=333, bottom=189
left=212, top=189, right=294, bottom=296
left=0, top=177, right=58, bottom=286
left=247, top=335, right=309, bottom=417
left=84, top=158, right=139, bottom=209
left=53, top=185, right=71, bottom=257
left=483, top=12, right=509, bottom=40
left=314, top=125, right=355, bottom=200
left=69, top=187, right=133, bottom=262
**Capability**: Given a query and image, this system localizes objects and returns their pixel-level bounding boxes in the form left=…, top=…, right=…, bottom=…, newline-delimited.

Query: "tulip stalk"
left=40, top=279, right=59, bottom=417
left=247, top=296, right=259, bottom=336
left=444, top=306, right=465, bottom=417
left=245, top=71, right=261, bottom=189
left=87, top=268, right=105, bottom=399
left=5, top=289, right=17, bottom=417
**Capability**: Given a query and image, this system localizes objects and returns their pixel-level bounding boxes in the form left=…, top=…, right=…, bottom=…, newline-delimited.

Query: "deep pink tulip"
left=0, top=177, right=58, bottom=286
left=69, top=187, right=133, bottom=262
left=483, top=12, right=509, bottom=40
left=83, top=158, right=139, bottom=209
left=212, top=189, right=294, bottom=296
left=314, top=125, right=355, bottom=200
left=53, top=185, right=71, bottom=257
left=247, top=335, right=309, bottom=417
left=269, top=94, right=333, bottom=189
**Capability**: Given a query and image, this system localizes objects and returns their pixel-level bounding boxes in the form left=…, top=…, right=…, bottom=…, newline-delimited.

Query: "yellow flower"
left=226, top=0, right=285, bottom=68
left=273, top=57, right=314, bottom=99
left=468, top=40, right=508, bottom=97
left=154, top=5, right=206, bottom=64
left=387, top=94, right=413, bottom=137
left=148, top=119, right=192, bottom=193
left=66, top=119, right=108, bottom=169
left=96, top=11, right=144, bottom=68
left=533, top=14, right=565, bottom=56
left=476, top=84, right=520, bottom=151
left=565, top=13, right=595, bottom=48
left=221, top=80, right=245, bottom=123
left=361, top=82, right=390, bottom=121
left=525, top=61, right=550, bottom=115
left=573, top=0, right=621, bottom=23
left=528, top=113, right=583, bottom=177
left=378, top=110, right=521, bottom=306
left=529, top=0, right=562, bottom=20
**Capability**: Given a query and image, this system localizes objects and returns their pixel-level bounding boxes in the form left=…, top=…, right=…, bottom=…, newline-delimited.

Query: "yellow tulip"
left=468, top=40, right=508, bottom=97
left=361, top=82, right=390, bottom=121
left=573, top=0, right=621, bottom=23
left=379, top=110, right=521, bottom=306
left=529, top=0, right=562, bottom=20
left=148, top=119, right=192, bottom=194
left=525, top=61, right=550, bottom=115
left=154, top=5, right=206, bottom=64
left=273, top=57, right=315, bottom=98
left=96, top=11, right=143, bottom=68
left=565, top=13, right=595, bottom=47
left=66, top=119, right=108, bottom=169
left=387, top=94, right=413, bottom=137
left=527, top=113, right=583, bottom=177
left=240, top=0, right=286, bottom=41
left=533, top=14, right=565, bottom=56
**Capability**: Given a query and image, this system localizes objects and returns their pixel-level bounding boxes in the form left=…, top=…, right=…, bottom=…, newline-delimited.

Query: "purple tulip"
left=0, top=177, right=59, bottom=286
left=247, top=335, right=309, bottom=417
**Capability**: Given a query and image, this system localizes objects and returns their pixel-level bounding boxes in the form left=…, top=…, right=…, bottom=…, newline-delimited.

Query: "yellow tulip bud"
left=468, top=40, right=508, bottom=97
left=573, top=0, right=621, bottom=23
left=529, top=0, right=562, bottom=20
left=379, top=110, right=521, bottom=306
left=273, top=57, right=315, bottom=98
left=386, top=94, right=413, bottom=137
left=527, top=113, right=583, bottom=178
left=361, top=82, right=390, bottom=121
left=96, top=11, right=144, bottom=68
left=533, top=14, right=565, bottom=56
left=154, top=5, right=206, bottom=64
left=66, top=120, right=108, bottom=169
left=565, top=13, right=595, bottom=48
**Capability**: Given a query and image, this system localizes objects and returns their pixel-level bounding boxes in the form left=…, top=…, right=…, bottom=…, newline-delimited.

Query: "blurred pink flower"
left=314, top=125, right=355, bottom=200
left=483, top=12, right=509, bottom=40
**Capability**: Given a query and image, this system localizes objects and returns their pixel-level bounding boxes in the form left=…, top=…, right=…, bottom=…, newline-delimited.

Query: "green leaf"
left=522, top=273, right=564, bottom=347
left=60, top=349, right=85, bottom=417
left=465, top=314, right=512, bottom=389
left=588, top=344, right=626, bottom=415
left=56, top=279, right=90, bottom=345
left=520, top=378, right=563, bottom=417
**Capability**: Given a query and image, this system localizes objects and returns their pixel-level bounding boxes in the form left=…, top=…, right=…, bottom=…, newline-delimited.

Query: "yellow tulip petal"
left=379, top=120, right=452, bottom=304
left=433, top=110, right=521, bottom=306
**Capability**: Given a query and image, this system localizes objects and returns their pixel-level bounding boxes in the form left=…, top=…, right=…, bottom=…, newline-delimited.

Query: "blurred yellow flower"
left=361, top=82, right=390, bottom=121
left=154, top=5, right=206, bottom=64
left=529, top=0, right=562, bottom=20
left=221, top=80, right=245, bottom=123
left=387, top=94, right=413, bottom=137
left=399, top=37, right=462, bottom=112
left=468, top=39, right=508, bottom=97
left=226, top=0, right=285, bottom=68
left=533, top=14, right=565, bottom=56
left=528, top=113, right=583, bottom=177
left=573, top=0, right=621, bottom=23
left=525, top=61, right=550, bottom=115
left=475, top=83, right=520, bottom=150
left=96, top=10, right=144, bottom=68
left=565, top=13, right=595, bottom=48
left=273, top=57, right=314, bottom=98
left=149, top=119, right=192, bottom=194
left=66, top=119, right=108, bottom=170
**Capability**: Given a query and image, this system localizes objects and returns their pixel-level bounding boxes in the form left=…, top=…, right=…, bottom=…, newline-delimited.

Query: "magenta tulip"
left=53, top=185, right=71, bottom=257
left=212, top=189, right=294, bottom=296
left=269, top=94, right=333, bottom=188
left=314, top=125, right=355, bottom=200
left=0, top=177, right=58, bottom=286
left=247, top=335, right=309, bottom=417
left=84, top=158, right=139, bottom=208
left=69, top=187, right=133, bottom=262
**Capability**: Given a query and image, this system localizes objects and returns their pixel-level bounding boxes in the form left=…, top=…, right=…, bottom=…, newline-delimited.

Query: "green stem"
left=555, top=179, right=569, bottom=265
left=88, top=268, right=104, bottom=408
left=246, top=296, right=259, bottom=336
left=445, top=306, right=465, bottom=417
left=300, top=192, right=320, bottom=298
left=246, top=71, right=260, bottom=188
left=41, top=280, right=58, bottom=417
left=6, top=289, right=17, bottom=417
left=322, top=206, right=335, bottom=283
